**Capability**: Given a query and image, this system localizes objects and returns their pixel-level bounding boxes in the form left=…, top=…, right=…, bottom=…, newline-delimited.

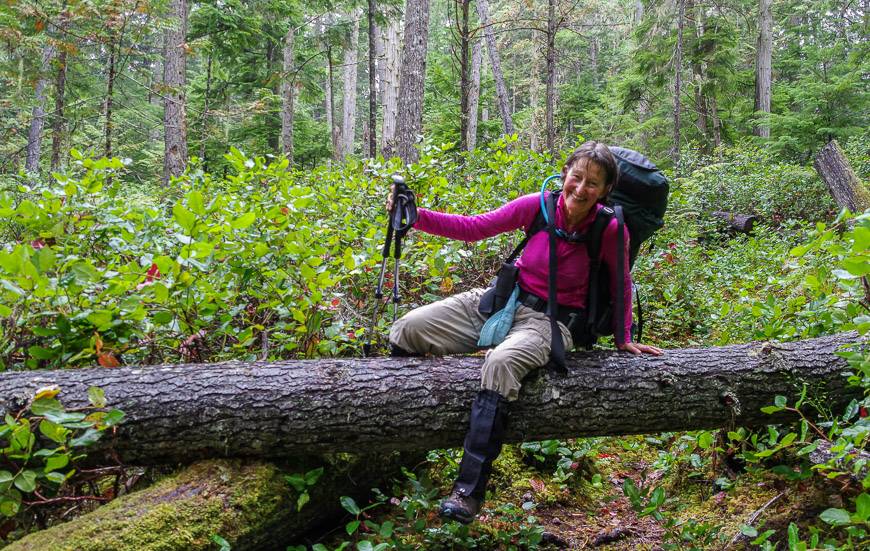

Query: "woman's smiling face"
left=561, top=157, right=608, bottom=223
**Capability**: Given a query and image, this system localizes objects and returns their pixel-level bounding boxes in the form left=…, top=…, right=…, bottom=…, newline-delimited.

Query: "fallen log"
left=711, top=211, right=758, bottom=233
left=5, top=453, right=418, bottom=551
left=0, top=333, right=863, bottom=465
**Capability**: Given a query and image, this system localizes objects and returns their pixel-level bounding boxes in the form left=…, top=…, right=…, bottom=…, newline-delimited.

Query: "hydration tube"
left=539, top=174, right=562, bottom=226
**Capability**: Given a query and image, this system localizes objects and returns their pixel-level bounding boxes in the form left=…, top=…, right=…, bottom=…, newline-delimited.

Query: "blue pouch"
left=477, top=285, right=520, bottom=347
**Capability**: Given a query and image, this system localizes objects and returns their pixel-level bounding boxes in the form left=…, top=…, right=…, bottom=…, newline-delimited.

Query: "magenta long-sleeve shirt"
left=413, top=192, right=633, bottom=344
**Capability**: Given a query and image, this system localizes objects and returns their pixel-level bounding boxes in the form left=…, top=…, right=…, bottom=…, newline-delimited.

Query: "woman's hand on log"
left=618, top=342, right=663, bottom=356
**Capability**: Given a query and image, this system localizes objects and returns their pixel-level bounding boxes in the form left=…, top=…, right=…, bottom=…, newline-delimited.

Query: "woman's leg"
left=441, top=306, right=572, bottom=523
left=389, top=288, right=487, bottom=355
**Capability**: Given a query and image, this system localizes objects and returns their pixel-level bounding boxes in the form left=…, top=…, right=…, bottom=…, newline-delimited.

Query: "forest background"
left=0, top=0, right=868, bottom=549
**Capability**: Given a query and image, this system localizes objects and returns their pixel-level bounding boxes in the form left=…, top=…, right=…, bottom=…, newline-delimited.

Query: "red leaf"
left=98, top=352, right=120, bottom=368
left=145, top=262, right=161, bottom=282
left=860, top=407, right=868, bottom=418
left=30, top=239, right=45, bottom=249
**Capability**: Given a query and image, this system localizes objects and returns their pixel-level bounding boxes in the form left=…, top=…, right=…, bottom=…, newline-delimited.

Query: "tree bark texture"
left=0, top=334, right=862, bottom=466
left=25, top=36, right=56, bottom=173
left=367, top=0, right=377, bottom=158
left=339, top=10, right=361, bottom=159
left=457, top=0, right=471, bottom=153
left=50, top=8, right=70, bottom=171
left=394, top=0, right=430, bottom=164
left=545, top=0, right=557, bottom=155
left=813, top=140, right=870, bottom=213
left=104, top=37, right=117, bottom=160
left=754, top=0, right=773, bottom=138
left=689, top=0, right=710, bottom=151
left=163, top=0, right=189, bottom=183
left=466, top=38, right=482, bottom=151
left=5, top=454, right=416, bottom=551
left=475, top=0, right=513, bottom=137
left=281, top=25, right=295, bottom=162
left=672, top=0, right=686, bottom=172
left=380, top=14, right=401, bottom=156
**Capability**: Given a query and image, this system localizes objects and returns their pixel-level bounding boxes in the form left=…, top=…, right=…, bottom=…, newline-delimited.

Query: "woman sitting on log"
left=386, top=141, right=662, bottom=524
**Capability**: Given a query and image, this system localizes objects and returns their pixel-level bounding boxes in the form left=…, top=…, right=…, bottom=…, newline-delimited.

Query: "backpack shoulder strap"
left=586, top=205, right=615, bottom=262
left=505, top=191, right=554, bottom=264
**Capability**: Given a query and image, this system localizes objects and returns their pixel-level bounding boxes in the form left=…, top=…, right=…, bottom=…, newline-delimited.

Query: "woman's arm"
left=413, top=193, right=540, bottom=242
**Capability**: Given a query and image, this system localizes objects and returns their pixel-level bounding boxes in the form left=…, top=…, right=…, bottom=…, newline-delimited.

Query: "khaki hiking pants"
left=389, top=288, right=573, bottom=401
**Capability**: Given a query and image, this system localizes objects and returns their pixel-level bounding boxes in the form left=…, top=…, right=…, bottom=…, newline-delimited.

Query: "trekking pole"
left=363, top=175, right=416, bottom=356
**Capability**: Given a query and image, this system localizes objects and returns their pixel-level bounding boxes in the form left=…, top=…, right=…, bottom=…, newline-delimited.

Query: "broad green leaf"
left=340, top=495, right=360, bottom=515
left=69, top=428, right=102, bottom=448
left=173, top=203, right=196, bottom=232
left=345, top=520, right=360, bottom=535
left=855, top=493, right=870, bottom=522
left=819, top=507, right=851, bottom=526
left=39, top=419, right=69, bottom=443
left=14, top=470, right=37, bottom=493
left=88, top=386, right=107, bottom=408
left=774, top=395, right=787, bottom=408
left=45, top=454, right=69, bottom=473
left=296, top=491, right=310, bottom=511
left=697, top=431, right=714, bottom=450
left=231, top=212, right=257, bottom=230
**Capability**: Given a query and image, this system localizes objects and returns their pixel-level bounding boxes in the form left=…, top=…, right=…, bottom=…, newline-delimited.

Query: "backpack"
left=484, top=148, right=669, bottom=369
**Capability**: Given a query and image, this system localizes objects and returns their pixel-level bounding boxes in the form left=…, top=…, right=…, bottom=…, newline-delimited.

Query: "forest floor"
left=316, top=434, right=841, bottom=550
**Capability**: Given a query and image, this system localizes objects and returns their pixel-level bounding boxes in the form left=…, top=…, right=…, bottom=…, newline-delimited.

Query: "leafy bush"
left=682, top=144, right=835, bottom=224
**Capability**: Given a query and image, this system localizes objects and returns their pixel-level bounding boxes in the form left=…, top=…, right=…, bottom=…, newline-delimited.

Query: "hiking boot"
left=439, top=488, right=481, bottom=524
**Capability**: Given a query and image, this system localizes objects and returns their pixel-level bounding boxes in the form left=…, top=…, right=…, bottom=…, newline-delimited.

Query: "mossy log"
left=814, top=139, right=870, bottom=212
left=0, top=333, right=863, bottom=466
left=5, top=454, right=415, bottom=551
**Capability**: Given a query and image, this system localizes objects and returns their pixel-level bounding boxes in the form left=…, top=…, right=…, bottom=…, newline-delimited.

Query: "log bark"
left=5, top=454, right=416, bottom=551
left=813, top=140, right=870, bottom=213
left=0, top=334, right=862, bottom=466
left=711, top=211, right=759, bottom=233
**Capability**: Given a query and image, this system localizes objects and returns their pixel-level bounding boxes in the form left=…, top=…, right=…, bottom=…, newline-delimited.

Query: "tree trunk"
left=545, top=0, right=557, bottom=155
left=25, top=36, right=56, bottom=173
left=367, top=0, right=377, bottom=158
left=530, top=53, right=542, bottom=152
left=672, top=0, right=686, bottom=173
left=457, top=0, right=471, bottom=153
left=5, top=454, right=418, bottom=551
left=282, top=24, right=295, bottom=162
left=813, top=140, right=870, bottom=212
left=199, top=50, right=213, bottom=168
left=394, top=0, right=430, bottom=164
left=466, top=37, right=482, bottom=151
left=754, top=0, right=773, bottom=138
left=0, top=334, right=861, bottom=466
left=149, top=42, right=163, bottom=144
left=50, top=8, right=70, bottom=171
left=163, top=0, right=188, bottom=183
left=104, top=37, right=116, bottom=159
left=475, top=0, right=513, bottom=137
left=339, top=9, right=360, bottom=159
left=325, top=46, right=337, bottom=158
left=380, top=14, right=401, bottom=156
left=689, top=0, right=710, bottom=152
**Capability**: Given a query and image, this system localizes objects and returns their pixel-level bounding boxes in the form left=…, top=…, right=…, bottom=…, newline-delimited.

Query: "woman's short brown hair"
left=561, top=141, right=619, bottom=201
